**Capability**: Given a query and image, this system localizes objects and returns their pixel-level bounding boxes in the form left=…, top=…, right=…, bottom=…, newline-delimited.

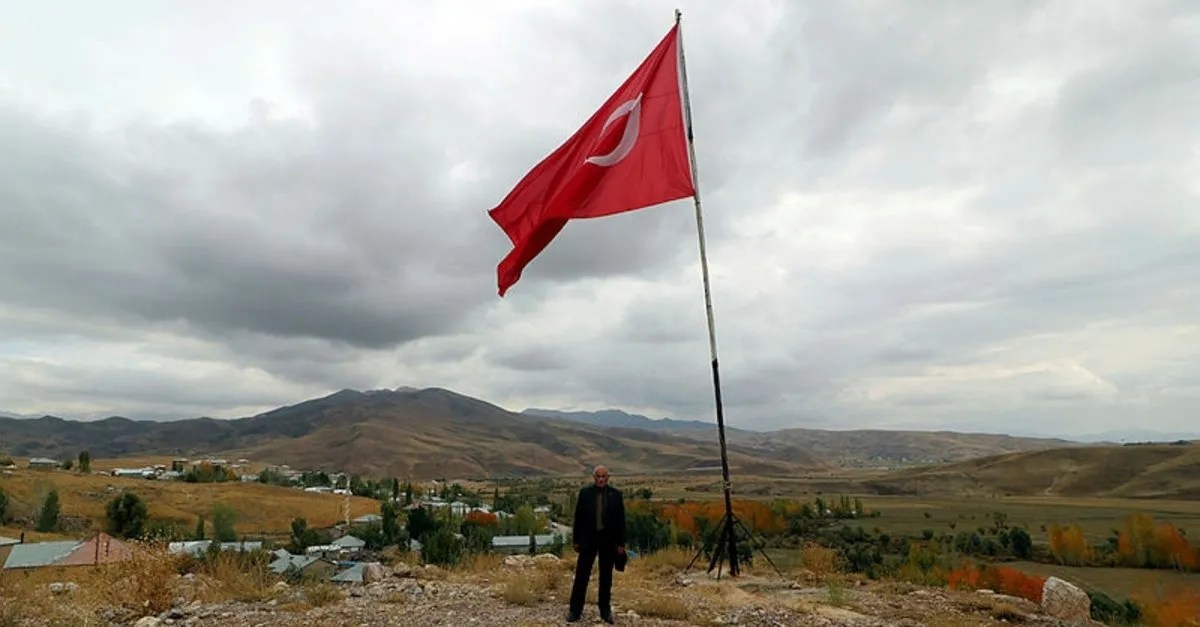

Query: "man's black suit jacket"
left=572, top=485, right=626, bottom=548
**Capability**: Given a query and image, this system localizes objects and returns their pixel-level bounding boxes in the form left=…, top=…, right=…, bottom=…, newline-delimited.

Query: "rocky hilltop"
left=5, top=551, right=1100, bottom=626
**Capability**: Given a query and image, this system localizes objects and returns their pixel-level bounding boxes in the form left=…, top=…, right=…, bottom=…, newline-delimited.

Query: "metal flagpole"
left=674, top=7, right=741, bottom=577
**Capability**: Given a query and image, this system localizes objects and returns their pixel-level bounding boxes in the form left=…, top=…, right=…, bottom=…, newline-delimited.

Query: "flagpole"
left=675, top=8, right=741, bottom=577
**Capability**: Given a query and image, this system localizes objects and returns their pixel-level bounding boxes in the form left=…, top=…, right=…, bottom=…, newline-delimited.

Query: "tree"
left=1049, top=523, right=1093, bottom=566
left=60, top=459, right=73, bottom=471
left=78, top=451, right=91, bottom=474
left=404, top=482, right=414, bottom=506
left=211, top=503, right=238, bottom=542
left=1009, top=527, right=1033, bottom=559
left=381, top=501, right=402, bottom=546
left=391, top=478, right=400, bottom=503
left=421, top=527, right=464, bottom=566
left=513, top=504, right=537, bottom=536
left=406, top=507, right=438, bottom=542
left=106, top=492, right=149, bottom=539
left=0, top=487, right=7, bottom=524
left=194, top=516, right=206, bottom=540
left=37, top=490, right=60, bottom=532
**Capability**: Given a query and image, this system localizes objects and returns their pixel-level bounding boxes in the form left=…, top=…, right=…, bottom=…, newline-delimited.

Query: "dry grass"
left=304, top=582, right=344, bottom=607
left=0, top=468, right=380, bottom=536
left=632, top=546, right=694, bottom=578
left=456, top=553, right=504, bottom=578
left=500, top=562, right=565, bottom=606
left=189, top=550, right=277, bottom=603
left=630, top=594, right=691, bottom=620
left=800, top=543, right=843, bottom=578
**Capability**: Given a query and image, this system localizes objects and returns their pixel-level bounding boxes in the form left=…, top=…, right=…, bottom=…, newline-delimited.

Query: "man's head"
left=592, top=465, right=610, bottom=488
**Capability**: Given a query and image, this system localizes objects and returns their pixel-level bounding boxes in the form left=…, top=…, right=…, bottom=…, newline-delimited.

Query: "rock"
left=134, top=618, right=163, bottom=627
left=674, top=574, right=694, bottom=587
left=48, top=582, right=78, bottom=594
left=1041, top=576, right=1091, bottom=623
left=362, top=562, right=387, bottom=584
left=272, top=581, right=289, bottom=591
left=392, top=563, right=415, bottom=578
left=532, top=553, right=559, bottom=563
left=502, top=555, right=533, bottom=569
left=977, top=589, right=995, bottom=595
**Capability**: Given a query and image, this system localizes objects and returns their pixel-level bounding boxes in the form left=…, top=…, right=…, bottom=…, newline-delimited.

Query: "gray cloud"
left=0, top=0, right=1197, bottom=439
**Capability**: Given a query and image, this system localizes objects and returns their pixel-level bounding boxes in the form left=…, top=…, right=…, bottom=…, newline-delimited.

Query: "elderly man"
left=567, top=464, right=626, bottom=624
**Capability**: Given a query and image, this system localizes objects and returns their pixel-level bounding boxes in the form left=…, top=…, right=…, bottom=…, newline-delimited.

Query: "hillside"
left=738, top=428, right=1085, bottom=467
left=863, top=442, right=1200, bottom=499
left=522, top=408, right=1081, bottom=467
left=522, top=407, right=757, bottom=434
left=0, top=388, right=827, bottom=479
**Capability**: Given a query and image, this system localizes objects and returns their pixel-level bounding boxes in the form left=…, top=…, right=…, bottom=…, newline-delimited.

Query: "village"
left=1, top=455, right=573, bottom=587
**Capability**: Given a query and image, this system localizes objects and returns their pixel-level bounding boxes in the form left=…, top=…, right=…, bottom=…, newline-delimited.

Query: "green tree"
left=404, top=482, right=414, bottom=506
left=78, top=451, right=91, bottom=474
left=60, top=459, right=73, bottom=471
left=391, top=478, right=400, bottom=503
left=421, top=527, right=464, bottom=566
left=513, top=504, right=537, bottom=536
left=211, top=503, right=238, bottom=542
left=406, top=507, right=438, bottom=542
left=381, top=501, right=402, bottom=546
left=0, top=487, right=7, bottom=524
left=1008, top=527, right=1033, bottom=559
left=37, top=490, right=60, bottom=532
left=194, top=516, right=206, bottom=540
left=106, top=492, right=149, bottom=539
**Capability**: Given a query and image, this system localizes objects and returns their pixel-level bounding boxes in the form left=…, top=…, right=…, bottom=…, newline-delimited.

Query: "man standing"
left=567, top=465, right=626, bottom=624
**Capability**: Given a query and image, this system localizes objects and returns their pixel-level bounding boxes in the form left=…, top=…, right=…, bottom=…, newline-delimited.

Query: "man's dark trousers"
left=569, top=530, right=616, bottom=616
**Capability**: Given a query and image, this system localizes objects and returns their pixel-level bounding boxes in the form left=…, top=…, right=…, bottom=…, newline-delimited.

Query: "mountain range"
left=0, top=386, right=1095, bottom=479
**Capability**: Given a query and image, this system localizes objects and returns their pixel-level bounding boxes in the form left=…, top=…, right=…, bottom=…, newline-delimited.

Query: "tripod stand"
left=683, top=495, right=784, bottom=580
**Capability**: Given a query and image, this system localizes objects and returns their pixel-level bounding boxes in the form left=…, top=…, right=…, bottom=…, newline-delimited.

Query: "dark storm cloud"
left=0, top=0, right=1197, bottom=435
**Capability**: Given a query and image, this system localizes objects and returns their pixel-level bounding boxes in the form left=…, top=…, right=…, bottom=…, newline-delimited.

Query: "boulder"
left=363, top=562, right=387, bottom=584
left=1041, top=576, right=1091, bottom=623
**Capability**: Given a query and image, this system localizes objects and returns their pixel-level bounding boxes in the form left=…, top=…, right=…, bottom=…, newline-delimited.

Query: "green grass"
left=1005, top=561, right=1200, bottom=599
left=860, top=495, right=1200, bottom=542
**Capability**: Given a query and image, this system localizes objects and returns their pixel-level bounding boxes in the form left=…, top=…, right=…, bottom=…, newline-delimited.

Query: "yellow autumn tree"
left=1048, top=523, right=1093, bottom=566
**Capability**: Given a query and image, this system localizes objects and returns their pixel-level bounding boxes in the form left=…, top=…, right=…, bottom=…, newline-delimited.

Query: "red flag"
left=488, top=24, right=695, bottom=296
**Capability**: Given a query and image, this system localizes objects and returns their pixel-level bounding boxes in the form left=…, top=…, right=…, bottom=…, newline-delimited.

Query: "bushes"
left=946, top=562, right=1045, bottom=604
left=1088, top=590, right=1142, bottom=626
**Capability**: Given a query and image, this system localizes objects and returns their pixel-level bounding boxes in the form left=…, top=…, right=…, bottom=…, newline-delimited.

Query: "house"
left=268, top=554, right=338, bottom=579
left=167, top=541, right=264, bottom=557
left=491, top=534, right=563, bottom=555
left=332, top=535, right=366, bottom=551
left=304, top=544, right=342, bottom=559
left=27, top=457, right=58, bottom=469
left=352, top=514, right=381, bottom=525
left=3, top=533, right=134, bottom=569
left=112, top=467, right=156, bottom=479
left=330, top=562, right=366, bottom=583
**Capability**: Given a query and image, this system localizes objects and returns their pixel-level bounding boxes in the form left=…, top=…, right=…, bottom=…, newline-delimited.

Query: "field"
left=0, top=467, right=381, bottom=540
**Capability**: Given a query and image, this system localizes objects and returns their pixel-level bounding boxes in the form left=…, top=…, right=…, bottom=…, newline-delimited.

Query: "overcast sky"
left=1, top=1, right=1197, bottom=437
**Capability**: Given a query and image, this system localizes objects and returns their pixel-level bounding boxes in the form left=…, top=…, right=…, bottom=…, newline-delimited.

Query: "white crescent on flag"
left=585, top=93, right=643, bottom=167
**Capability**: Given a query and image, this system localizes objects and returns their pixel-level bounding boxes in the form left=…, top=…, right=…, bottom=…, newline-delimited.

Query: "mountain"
left=1066, top=428, right=1200, bottom=444
left=0, top=388, right=826, bottom=479
left=861, top=441, right=1200, bottom=499
left=523, top=408, right=756, bottom=434
left=0, top=387, right=1093, bottom=480
left=731, top=428, right=1085, bottom=467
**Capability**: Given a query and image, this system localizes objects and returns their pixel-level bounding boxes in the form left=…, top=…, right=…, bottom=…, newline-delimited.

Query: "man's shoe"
left=565, top=611, right=581, bottom=623
left=599, top=612, right=615, bottom=624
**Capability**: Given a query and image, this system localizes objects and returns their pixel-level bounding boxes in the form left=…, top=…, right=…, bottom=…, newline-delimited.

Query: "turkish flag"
left=488, top=24, right=696, bottom=296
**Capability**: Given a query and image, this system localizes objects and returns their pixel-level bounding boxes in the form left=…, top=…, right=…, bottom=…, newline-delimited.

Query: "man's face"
left=593, top=467, right=610, bottom=488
